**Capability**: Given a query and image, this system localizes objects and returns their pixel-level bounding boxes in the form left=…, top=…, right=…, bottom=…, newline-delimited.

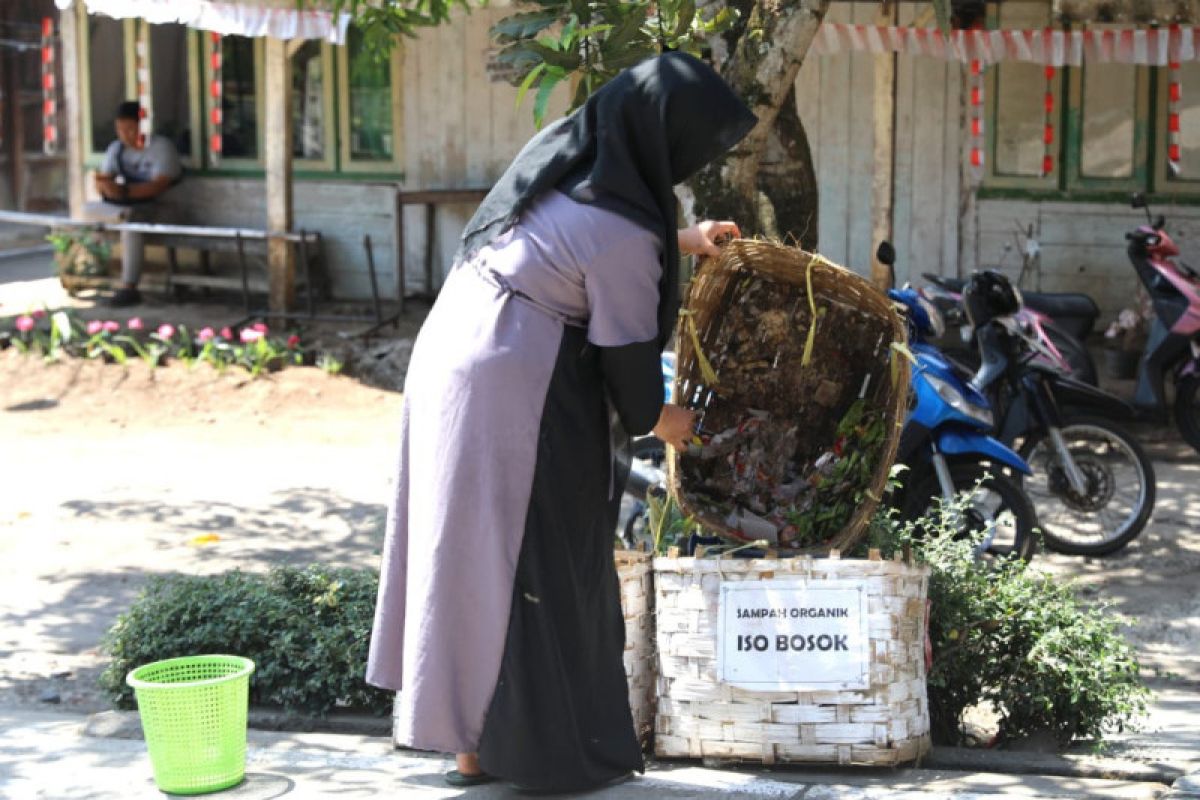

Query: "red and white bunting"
left=812, top=23, right=1200, bottom=66
left=1170, top=60, right=1183, bottom=172
left=1042, top=66, right=1057, bottom=177
left=969, top=59, right=985, bottom=176
left=41, top=16, right=57, bottom=155
left=209, top=32, right=222, bottom=164
left=135, top=20, right=151, bottom=145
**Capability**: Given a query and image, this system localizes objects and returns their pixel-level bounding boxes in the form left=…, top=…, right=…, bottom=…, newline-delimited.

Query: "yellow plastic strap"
left=802, top=255, right=823, bottom=366
left=683, top=311, right=719, bottom=386
left=890, top=341, right=915, bottom=388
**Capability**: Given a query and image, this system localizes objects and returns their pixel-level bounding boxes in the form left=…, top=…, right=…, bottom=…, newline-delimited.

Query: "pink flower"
left=102, top=320, right=120, bottom=334
left=15, top=315, right=34, bottom=333
left=86, top=320, right=104, bottom=336
left=198, top=327, right=215, bottom=342
left=286, top=334, right=301, bottom=349
left=251, top=322, right=268, bottom=334
left=156, top=324, right=176, bottom=340
left=31, top=309, right=46, bottom=319
left=219, top=326, right=233, bottom=340
left=127, top=317, right=144, bottom=331
left=240, top=328, right=264, bottom=344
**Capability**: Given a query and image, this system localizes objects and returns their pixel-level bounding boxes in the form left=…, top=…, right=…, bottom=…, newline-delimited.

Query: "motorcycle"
left=965, top=270, right=1156, bottom=556
left=882, top=246, right=1038, bottom=561
left=919, top=274, right=1098, bottom=386
left=1126, top=192, right=1200, bottom=453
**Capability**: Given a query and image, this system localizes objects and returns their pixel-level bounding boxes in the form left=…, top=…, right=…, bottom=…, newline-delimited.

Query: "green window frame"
left=290, top=39, right=337, bottom=171
left=981, top=4, right=1172, bottom=199
left=202, top=34, right=266, bottom=170
left=147, top=21, right=203, bottom=169
left=78, top=9, right=136, bottom=165
left=78, top=10, right=203, bottom=169
left=335, top=27, right=404, bottom=175
left=77, top=12, right=402, bottom=178
left=1153, top=62, right=1200, bottom=197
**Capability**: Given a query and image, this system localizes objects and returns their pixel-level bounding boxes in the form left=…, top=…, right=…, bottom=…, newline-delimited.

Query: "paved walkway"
left=0, top=710, right=1175, bottom=800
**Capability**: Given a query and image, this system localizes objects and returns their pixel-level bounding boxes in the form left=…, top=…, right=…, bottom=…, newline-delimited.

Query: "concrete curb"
left=86, top=710, right=1181, bottom=789
left=84, top=708, right=391, bottom=741
left=924, top=746, right=1181, bottom=785
left=1164, top=772, right=1200, bottom=799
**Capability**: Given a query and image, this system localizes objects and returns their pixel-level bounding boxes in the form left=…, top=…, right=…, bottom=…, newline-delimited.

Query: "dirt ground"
left=0, top=350, right=403, bottom=711
left=1, top=254, right=1199, bottom=767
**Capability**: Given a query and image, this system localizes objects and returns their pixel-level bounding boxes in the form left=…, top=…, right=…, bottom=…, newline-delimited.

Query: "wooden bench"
left=0, top=210, right=323, bottom=315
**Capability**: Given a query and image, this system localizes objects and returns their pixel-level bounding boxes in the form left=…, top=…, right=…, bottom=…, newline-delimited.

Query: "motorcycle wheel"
left=900, top=461, right=1038, bottom=561
left=1173, top=375, right=1200, bottom=455
left=1017, top=416, right=1155, bottom=556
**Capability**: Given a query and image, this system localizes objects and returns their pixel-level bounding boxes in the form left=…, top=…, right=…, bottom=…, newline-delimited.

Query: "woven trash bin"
left=616, top=549, right=656, bottom=748
left=126, top=655, right=255, bottom=795
left=654, top=554, right=930, bottom=766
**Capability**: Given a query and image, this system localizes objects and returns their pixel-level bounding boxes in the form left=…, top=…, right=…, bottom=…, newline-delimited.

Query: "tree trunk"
left=688, top=0, right=830, bottom=246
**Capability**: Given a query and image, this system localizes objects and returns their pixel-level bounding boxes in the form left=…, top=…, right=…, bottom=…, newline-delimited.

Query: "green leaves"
left=100, top=566, right=392, bottom=716
left=491, top=9, right=560, bottom=41
left=489, top=0, right=738, bottom=126
left=855, top=505, right=1150, bottom=747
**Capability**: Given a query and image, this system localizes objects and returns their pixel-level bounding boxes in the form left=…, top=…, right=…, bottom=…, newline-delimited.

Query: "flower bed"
left=3, top=308, right=321, bottom=377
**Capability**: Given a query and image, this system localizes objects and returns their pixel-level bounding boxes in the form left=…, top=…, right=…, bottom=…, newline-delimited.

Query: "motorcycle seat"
left=921, top=272, right=1098, bottom=325
left=1021, top=292, right=1099, bottom=322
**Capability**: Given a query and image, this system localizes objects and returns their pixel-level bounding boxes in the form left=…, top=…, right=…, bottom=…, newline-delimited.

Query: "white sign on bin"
left=717, top=579, right=869, bottom=691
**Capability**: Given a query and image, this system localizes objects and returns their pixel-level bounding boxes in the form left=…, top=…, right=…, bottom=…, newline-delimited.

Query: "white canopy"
left=53, top=0, right=351, bottom=43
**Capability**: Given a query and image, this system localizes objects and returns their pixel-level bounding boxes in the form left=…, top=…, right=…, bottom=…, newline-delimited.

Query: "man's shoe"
left=108, top=287, right=142, bottom=307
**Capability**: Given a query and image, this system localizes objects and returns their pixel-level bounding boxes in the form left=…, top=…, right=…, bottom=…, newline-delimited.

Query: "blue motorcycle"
left=882, top=243, right=1037, bottom=560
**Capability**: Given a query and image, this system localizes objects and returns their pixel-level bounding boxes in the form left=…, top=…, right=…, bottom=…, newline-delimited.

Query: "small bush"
left=856, top=509, right=1150, bottom=747
left=100, top=566, right=391, bottom=716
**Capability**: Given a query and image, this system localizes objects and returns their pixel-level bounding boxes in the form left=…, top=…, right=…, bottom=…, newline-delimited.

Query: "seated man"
left=90, top=100, right=182, bottom=307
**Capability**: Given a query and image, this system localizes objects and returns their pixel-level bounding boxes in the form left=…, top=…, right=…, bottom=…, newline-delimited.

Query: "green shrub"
left=100, top=566, right=391, bottom=716
left=104, top=513, right=1149, bottom=743
left=855, top=509, right=1150, bottom=747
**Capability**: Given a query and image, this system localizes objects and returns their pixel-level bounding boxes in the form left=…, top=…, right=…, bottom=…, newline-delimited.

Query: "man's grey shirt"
left=100, top=135, right=181, bottom=183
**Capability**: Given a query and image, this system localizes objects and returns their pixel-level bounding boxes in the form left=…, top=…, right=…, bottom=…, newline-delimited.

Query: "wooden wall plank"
left=845, top=2, right=876, bottom=275
left=891, top=5, right=917, bottom=286
left=908, top=52, right=946, bottom=285
left=815, top=2, right=852, bottom=265
left=940, top=60, right=962, bottom=279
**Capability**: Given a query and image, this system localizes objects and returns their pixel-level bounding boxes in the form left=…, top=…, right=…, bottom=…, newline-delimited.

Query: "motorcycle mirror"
left=876, top=241, right=896, bottom=267
left=1168, top=159, right=1183, bottom=179
left=1131, top=192, right=1147, bottom=209
left=1154, top=214, right=1166, bottom=231
left=876, top=241, right=897, bottom=290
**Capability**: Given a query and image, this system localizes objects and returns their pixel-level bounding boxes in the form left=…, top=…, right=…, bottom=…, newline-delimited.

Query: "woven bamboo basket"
left=670, top=240, right=908, bottom=554
left=653, top=553, right=930, bottom=766
left=390, top=549, right=658, bottom=751
left=615, top=549, right=656, bottom=749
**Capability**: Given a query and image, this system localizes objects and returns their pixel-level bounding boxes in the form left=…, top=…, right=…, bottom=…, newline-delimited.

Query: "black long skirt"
left=477, top=325, right=644, bottom=791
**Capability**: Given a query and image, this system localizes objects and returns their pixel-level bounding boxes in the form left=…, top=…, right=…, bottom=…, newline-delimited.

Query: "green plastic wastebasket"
left=126, top=655, right=255, bottom=795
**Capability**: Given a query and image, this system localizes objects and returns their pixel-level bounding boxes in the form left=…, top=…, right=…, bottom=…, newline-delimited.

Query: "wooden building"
left=50, top=0, right=1200, bottom=322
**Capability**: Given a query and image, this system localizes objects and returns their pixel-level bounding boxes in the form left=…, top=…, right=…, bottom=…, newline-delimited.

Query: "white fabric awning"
left=812, top=23, right=1200, bottom=66
left=53, top=0, right=351, bottom=43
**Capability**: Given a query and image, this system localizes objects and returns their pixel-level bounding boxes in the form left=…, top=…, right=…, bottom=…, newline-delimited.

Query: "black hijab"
left=457, top=51, right=756, bottom=349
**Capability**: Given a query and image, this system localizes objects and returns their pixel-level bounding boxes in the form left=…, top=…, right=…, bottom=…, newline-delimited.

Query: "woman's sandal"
left=444, top=769, right=497, bottom=787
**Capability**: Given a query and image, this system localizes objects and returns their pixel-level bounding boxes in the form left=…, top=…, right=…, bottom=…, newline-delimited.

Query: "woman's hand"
left=653, top=403, right=697, bottom=451
left=678, top=220, right=741, bottom=257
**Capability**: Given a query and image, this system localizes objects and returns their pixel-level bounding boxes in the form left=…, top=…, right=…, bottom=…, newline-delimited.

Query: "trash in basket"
left=126, top=654, right=255, bottom=795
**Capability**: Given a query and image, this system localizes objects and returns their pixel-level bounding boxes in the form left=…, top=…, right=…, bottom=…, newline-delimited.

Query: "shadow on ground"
left=59, top=487, right=388, bottom=566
